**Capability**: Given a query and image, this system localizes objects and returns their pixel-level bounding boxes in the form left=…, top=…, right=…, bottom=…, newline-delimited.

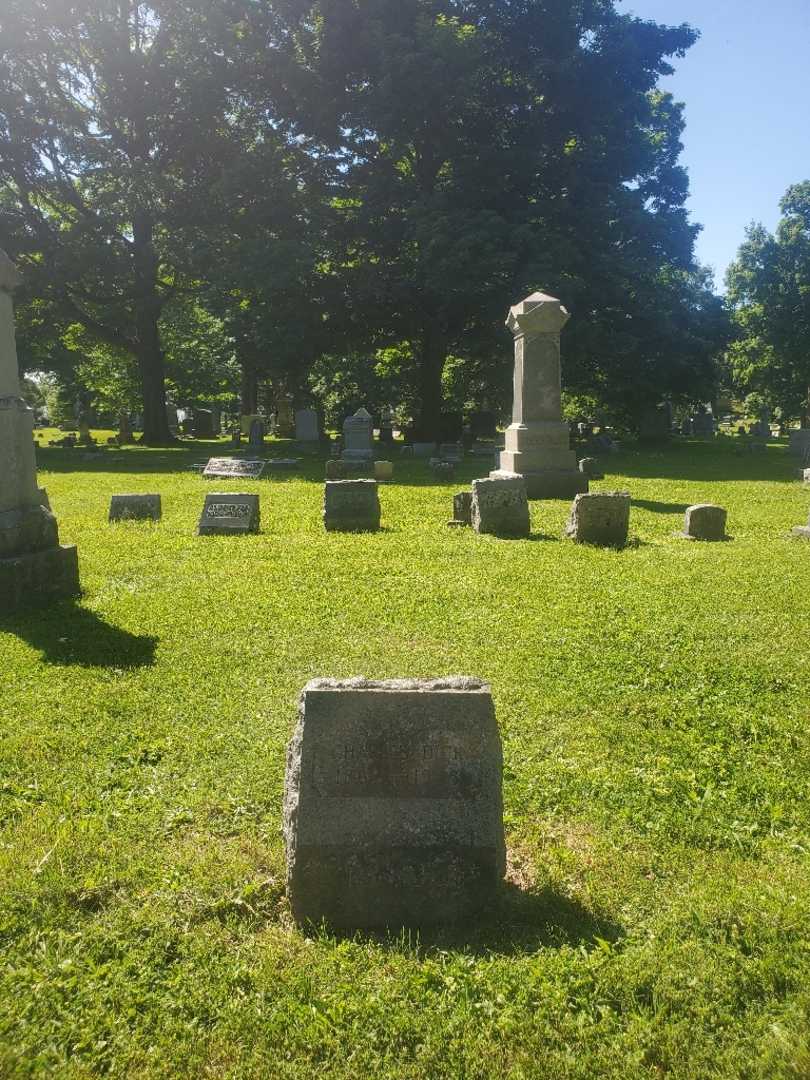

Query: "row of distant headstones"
left=105, top=478, right=744, bottom=545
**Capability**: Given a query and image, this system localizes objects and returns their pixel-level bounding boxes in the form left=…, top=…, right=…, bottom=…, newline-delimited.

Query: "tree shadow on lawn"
left=327, top=881, right=623, bottom=957
left=632, top=499, right=690, bottom=515
left=1, top=601, right=157, bottom=667
left=611, top=440, right=797, bottom=483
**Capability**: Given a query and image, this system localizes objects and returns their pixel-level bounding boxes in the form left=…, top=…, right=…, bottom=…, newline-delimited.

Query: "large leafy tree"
left=726, top=182, right=810, bottom=423
left=0, top=0, right=244, bottom=443
left=264, top=0, right=714, bottom=438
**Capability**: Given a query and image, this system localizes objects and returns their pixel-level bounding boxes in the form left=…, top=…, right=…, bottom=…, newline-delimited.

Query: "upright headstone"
left=341, top=408, right=374, bottom=464
left=789, top=429, right=810, bottom=458
left=448, top=491, right=472, bottom=528
left=578, top=457, right=604, bottom=480
left=274, top=397, right=296, bottom=439
left=0, top=250, right=79, bottom=611
left=295, top=408, right=320, bottom=442
left=283, top=677, right=505, bottom=929
left=565, top=492, right=630, bottom=547
left=323, top=479, right=380, bottom=532
left=491, top=292, right=587, bottom=499
left=109, top=494, right=162, bottom=522
left=374, top=460, right=393, bottom=481
left=247, top=417, right=266, bottom=456
left=679, top=503, right=727, bottom=541
left=192, top=409, right=216, bottom=439
left=471, top=475, right=530, bottom=538
left=197, top=492, right=260, bottom=535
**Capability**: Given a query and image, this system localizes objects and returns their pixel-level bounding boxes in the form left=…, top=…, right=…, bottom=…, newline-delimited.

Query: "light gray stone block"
left=471, top=475, right=530, bottom=538
left=565, top=491, right=630, bottom=547
left=197, top=492, right=260, bottom=535
left=283, top=677, right=505, bottom=929
left=323, top=479, right=380, bottom=532
left=109, top=494, right=162, bottom=522
left=679, top=503, right=727, bottom=541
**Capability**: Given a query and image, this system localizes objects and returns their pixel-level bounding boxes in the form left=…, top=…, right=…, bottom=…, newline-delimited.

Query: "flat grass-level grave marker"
left=283, top=678, right=506, bottom=930
left=108, top=494, right=162, bottom=522
left=203, top=458, right=266, bottom=480
left=196, top=492, right=260, bottom=536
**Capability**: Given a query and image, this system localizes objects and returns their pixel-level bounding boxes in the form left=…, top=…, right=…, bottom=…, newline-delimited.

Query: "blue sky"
left=622, top=0, right=810, bottom=290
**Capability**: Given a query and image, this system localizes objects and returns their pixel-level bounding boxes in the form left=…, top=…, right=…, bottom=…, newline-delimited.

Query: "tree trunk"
left=132, top=210, right=172, bottom=446
left=414, top=323, right=446, bottom=441
left=240, top=363, right=258, bottom=415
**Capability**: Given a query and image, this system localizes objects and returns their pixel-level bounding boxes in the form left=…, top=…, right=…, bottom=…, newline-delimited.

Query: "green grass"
left=2, top=436, right=810, bottom=1078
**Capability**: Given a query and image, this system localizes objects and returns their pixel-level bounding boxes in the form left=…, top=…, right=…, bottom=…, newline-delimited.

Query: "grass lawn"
left=2, top=436, right=810, bottom=1078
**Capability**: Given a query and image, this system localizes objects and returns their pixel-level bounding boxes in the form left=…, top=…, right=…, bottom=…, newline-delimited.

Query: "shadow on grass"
left=1, top=601, right=157, bottom=667
left=612, top=439, right=797, bottom=483
left=323, top=881, right=623, bottom=957
left=632, top=499, right=690, bottom=515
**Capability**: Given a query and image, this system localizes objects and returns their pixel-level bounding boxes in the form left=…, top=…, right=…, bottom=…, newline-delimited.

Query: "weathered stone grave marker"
left=679, top=503, right=728, bottom=541
left=109, top=494, right=162, bottom=522
left=203, top=458, right=266, bottom=480
left=295, top=408, right=320, bottom=442
left=341, top=408, right=374, bottom=465
left=471, top=475, right=530, bottom=538
left=565, top=491, right=630, bottom=547
left=448, top=491, right=472, bottom=528
left=283, top=677, right=505, bottom=929
left=196, top=493, right=260, bottom=535
left=323, top=479, right=380, bottom=532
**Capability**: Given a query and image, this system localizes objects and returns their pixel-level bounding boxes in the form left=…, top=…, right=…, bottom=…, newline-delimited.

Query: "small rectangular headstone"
left=203, top=458, right=266, bottom=480
left=449, top=491, right=472, bottom=527
left=196, top=492, right=260, bottom=535
left=471, top=475, right=530, bottom=537
left=323, top=479, right=380, bottom=532
left=565, top=491, right=630, bottom=547
left=680, top=503, right=727, bottom=541
left=283, top=677, right=505, bottom=929
left=109, top=494, right=161, bottom=522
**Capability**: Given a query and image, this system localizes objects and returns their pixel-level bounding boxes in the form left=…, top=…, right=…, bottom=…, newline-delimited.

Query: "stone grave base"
left=490, top=467, right=588, bottom=500
left=0, top=544, right=80, bottom=612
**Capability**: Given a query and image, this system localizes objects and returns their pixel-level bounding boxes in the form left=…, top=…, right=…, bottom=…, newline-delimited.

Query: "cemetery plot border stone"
left=565, top=491, right=630, bottom=547
left=471, top=474, right=530, bottom=538
left=323, top=480, right=381, bottom=532
left=196, top=492, right=260, bottom=536
left=203, top=458, right=266, bottom=480
left=283, top=677, right=506, bottom=930
left=109, top=494, right=161, bottom=522
left=678, top=503, right=728, bottom=541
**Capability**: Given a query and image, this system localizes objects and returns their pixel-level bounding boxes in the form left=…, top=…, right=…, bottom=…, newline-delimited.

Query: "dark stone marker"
left=323, top=479, right=380, bottom=532
left=284, top=678, right=505, bottom=930
left=565, top=491, right=630, bottom=547
left=679, top=503, right=728, bottom=541
left=578, top=457, right=604, bottom=480
left=203, top=458, right=266, bottom=480
left=196, top=492, right=260, bottom=535
left=448, top=491, right=472, bottom=528
left=109, top=494, right=161, bottom=522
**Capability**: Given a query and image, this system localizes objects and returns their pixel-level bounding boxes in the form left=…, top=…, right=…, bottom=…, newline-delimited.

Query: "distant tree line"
left=0, top=0, right=730, bottom=444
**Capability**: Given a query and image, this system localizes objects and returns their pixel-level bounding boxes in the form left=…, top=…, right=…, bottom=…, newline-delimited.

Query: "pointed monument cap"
left=506, top=291, right=569, bottom=336
left=0, top=249, right=21, bottom=293
left=353, top=407, right=373, bottom=420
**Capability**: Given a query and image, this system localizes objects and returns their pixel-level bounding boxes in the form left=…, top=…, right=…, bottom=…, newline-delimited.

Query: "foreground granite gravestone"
left=565, top=492, right=630, bottom=547
left=323, top=480, right=380, bottom=532
left=0, top=249, right=79, bottom=611
left=679, top=503, right=728, bottom=541
left=471, top=475, right=530, bottom=538
left=196, top=492, right=260, bottom=535
left=109, top=494, right=162, bottom=522
left=284, top=678, right=506, bottom=929
left=203, top=458, right=266, bottom=480
left=491, top=292, right=587, bottom=499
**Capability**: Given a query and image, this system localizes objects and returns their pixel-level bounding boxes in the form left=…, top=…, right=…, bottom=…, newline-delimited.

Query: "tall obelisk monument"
left=0, top=249, right=79, bottom=609
left=491, top=291, right=587, bottom=499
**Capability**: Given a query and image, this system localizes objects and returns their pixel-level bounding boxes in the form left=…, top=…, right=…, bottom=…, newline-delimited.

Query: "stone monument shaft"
left=492, top=291, right=587, bottom=499
left=0, top=249, right=80, bottom=609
